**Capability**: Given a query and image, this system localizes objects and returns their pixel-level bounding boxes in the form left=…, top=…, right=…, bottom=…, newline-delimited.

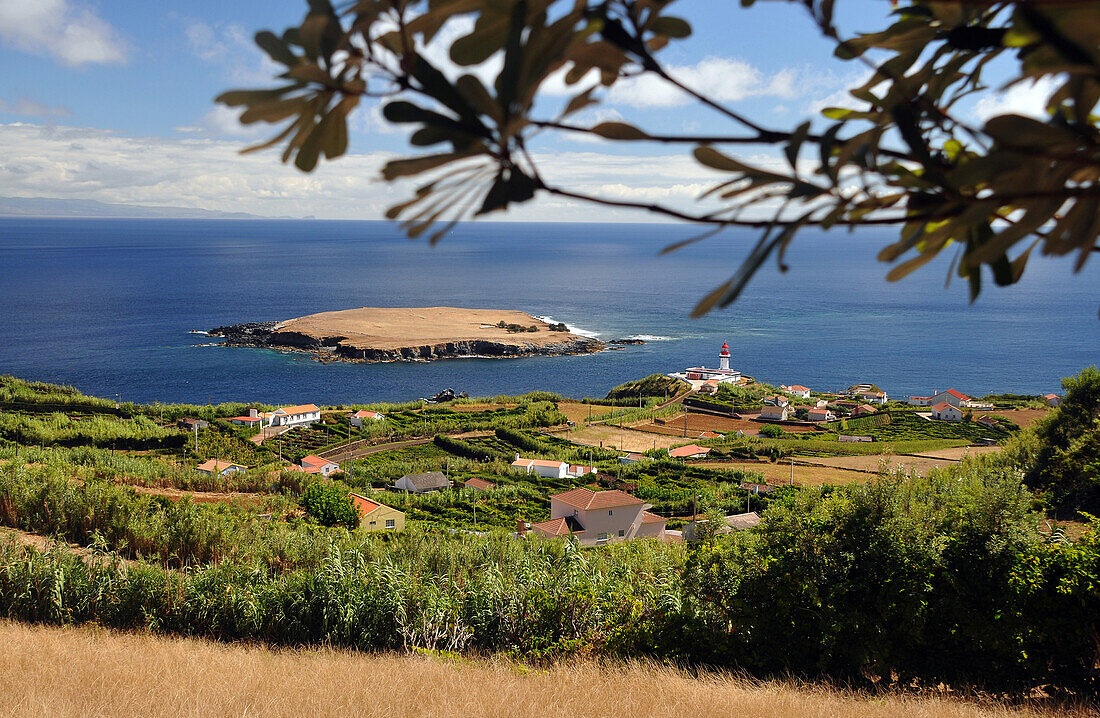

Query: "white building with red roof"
left=930, top=402, right=964, bottom=422
left=284, top=454, right=340, bottom=476
left=668, top=443, right=710, bottom=459
left=511, top=457, right=569, bottom=479
left=268, top=404, right=321, bottom=427
left=1045, top=393, right=1062, bottom=407
left=528, top=487, right=668, bottom=545
left=349, top=409, right=384, bottom=427
left=782, top=385, right=812, bottom=399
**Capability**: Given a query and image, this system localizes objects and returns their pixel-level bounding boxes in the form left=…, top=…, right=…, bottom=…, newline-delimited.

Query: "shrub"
left=758, top=424, right=785, bottom=439
left=301, top=482, right=358, bottom=529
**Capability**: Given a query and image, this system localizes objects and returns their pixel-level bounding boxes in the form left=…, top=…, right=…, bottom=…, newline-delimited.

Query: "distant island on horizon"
left=208, top=306, right=605, bottom=362
left=0, top=196, right=301, bottom=220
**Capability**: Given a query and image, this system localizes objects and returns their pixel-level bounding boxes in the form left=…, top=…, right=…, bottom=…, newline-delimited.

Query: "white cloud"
left=604, top=57, right=813, bottom=108
left=173, top=105, right=268, bottom=139
left=184, top=19, right=281, bottom=85
left=973, top=76, right=1059, bottom=122
left=0, top=0, right=126, bottom=66
left=0, top=97, right=71, bottom=118
left=0, top=121, right=763, bottom=222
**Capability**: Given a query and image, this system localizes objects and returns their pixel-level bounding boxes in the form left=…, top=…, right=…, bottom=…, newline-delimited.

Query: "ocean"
left=0, top=218, right=1095, bottom=405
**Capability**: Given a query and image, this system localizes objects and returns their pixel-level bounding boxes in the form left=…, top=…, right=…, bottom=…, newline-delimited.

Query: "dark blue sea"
left=0, top=218, right=1095, bottom=405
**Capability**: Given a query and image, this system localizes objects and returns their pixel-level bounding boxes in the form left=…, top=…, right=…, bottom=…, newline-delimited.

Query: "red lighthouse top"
left=720, top=342, right=730, bottom=355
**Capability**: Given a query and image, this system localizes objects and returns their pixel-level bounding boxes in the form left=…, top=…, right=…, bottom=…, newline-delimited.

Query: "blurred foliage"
left=219, top=0, right=1100, bottom=313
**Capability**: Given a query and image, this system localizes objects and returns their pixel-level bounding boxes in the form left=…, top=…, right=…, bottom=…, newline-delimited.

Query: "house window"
left=386, top=519, right=395, bottom=529
left=369, top=521, right=376, bottom=526
left=608, top=510, right=613, bottom=516
left=597, top=532, right=609, bottom=542
left=618, top=530, right=625, bottom=537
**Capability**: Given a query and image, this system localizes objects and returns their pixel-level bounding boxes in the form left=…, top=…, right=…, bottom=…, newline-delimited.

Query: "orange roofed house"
left=529, top=487, right=670, bottom=546
left=267, top=404, right=321, bottom=427
left=669, top=444, right=711, bottom=459
left=284, top=454, right=340, bottom=476
left=349, top=493, right=405, bottom=532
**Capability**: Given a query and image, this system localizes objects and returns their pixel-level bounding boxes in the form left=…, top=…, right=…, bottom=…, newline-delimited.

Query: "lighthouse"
left=719, top=342, right=730, bottom=371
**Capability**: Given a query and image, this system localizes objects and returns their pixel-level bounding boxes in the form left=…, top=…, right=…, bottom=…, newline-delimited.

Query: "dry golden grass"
left=1, top=621, right=1093, bottom=718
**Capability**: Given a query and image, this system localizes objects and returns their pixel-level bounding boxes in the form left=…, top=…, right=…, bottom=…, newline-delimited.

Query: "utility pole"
left=193, top=424, right=199, bottom=453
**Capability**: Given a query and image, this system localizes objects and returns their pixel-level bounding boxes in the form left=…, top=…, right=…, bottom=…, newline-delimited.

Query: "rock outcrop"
left=208, top=308, right=604, bottom=363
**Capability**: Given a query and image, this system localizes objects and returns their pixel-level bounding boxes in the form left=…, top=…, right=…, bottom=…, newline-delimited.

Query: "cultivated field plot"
left=996, top=408, right=1049, bottom=429
left=634, top=412, right=803, bottom=436
left=2, top=621, right=1077, bottom=718
left=694, top=461, right=867, bottom=487
left=904, top=445, right=1004, bottom=461
left=565, top=424, right=683, bottom=452
left=793, top=453, right=983, bottom=476
left=557, top=401, right=602, bottom=424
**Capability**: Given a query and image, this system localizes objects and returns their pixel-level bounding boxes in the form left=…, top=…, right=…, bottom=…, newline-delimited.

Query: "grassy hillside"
left=4, top=620, right=1079, bottom=718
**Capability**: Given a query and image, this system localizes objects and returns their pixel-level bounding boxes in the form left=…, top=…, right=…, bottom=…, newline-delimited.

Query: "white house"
left=782, top=384, right=812, bottom=399
left=196, top=460, right=248, bottom=476
left=567, top=464, right=596, bottom=478
left=757, top=404, right=789, bottom=421
left=763, top=394, right=789, bottom=407
left=911, top=389, right=969, bottom=408
left=528, top=488, right=668, bottom=545
left=285, top=454, right=340, bottom=476
left=349, top=409, right=384, bottom=427
left=267, top=404, right=321, bottom=427
left=859, top=390, right=888, bottom=405
left=930, top=402, right=964, bottom=422
left=807, top=407, right=836, bottom=422
left=511, top=457, right=569, bottom=479
left=1045, top=393, right=1062, bottom=407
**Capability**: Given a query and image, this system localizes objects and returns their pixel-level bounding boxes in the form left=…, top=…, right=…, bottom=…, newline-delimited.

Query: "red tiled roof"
left=641, top=510, right=666, bottom=524
left=931, top=401, right=957, bottom=411
left=511, top=458, right=567, bottom=469
left=530, top=517, right=585, bottom=536
left=464, top=477, right=495, bottom=491
left=349, top=493, right=383, bottom=516
left=940, top=389, right=970, bottom=401
left=352, top=410, right=383, bottom=419
left=699, top=431, right=721, bottom=438
left=552, top=487, right=644, bottom=510
left=787, top=385, right=810, bottom=392
left=274, top=404, right=320, bottom=415
left=669, top=444, right=710, bottom=458
left=227, top=416, right=262, bottom=423
left=197, top=459, right=245, bottom=472
left=301, top=454, right=335, bottom=468
left=1044, top=393, right=1059, bottom=399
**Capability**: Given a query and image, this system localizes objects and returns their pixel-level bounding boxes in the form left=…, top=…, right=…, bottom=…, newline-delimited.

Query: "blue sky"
left=0, top=0, right=1049, bottom=219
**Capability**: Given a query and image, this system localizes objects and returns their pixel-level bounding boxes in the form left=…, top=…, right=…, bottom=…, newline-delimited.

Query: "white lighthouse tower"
left=719, top=342, right=730, bottom=371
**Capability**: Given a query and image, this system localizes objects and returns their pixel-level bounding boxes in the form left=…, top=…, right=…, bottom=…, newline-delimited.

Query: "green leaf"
left=784, top=121, right=810, bottom=170
left=650, top=16, right=692, bottom=39
left=590, top=122, right=650, bottom=140
left=254, top=31, right=299, bottom=67
left=382, top=152, right=476, bottom=181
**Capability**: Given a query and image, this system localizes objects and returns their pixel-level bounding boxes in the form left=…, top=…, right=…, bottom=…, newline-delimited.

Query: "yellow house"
left=350, top=493, right=405, bottom=532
